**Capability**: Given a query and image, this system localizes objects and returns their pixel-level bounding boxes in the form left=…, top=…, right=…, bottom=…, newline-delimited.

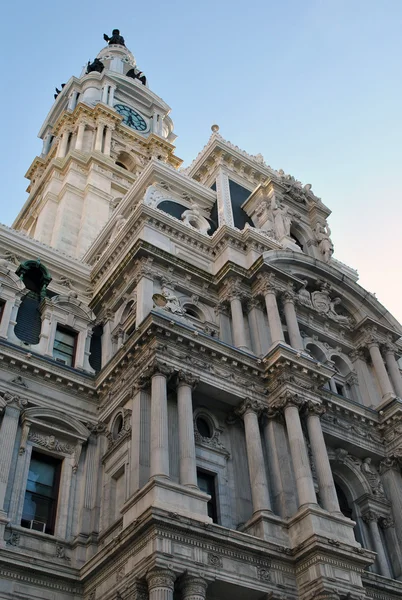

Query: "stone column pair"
left=139, top=363, right=199, bottom=486
left=146, top=569, right=208, bottom=600
left=366, top=339, right=395, bottom=401
left=362, top=511, right=392, bottom=578
left=276, top=393, right=340, bottom=512
left=0, top=393, right=27, bottom=514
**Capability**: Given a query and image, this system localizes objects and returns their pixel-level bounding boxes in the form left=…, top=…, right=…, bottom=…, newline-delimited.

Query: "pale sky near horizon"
left=1, top=0, right=401, bottom=322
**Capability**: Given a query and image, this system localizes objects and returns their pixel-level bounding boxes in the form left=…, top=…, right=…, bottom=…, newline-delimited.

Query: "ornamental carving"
left=207, top=552, right=223, bottom=567
left=177, top=370, right=200, bottom=389
left=362, top=510, right=380, bottom=523
left=146, top=568, right=175, bottom=591
left=379, top=516, right=395, bottom=529
left=235, top=397, right=265, bottom=418
left=360, top=457, right=386, bottom=499
left=256, top=565, right=271, bottom=582
left=1, top=391, right=28, bottom=410
left=179, top=575, right=208, bottom=597
left=306, top=402, right=326, bottom=417
left=276, top=390, right=306, bottom=411
left=322, top=412, right=382, bottom=445
left=28, top=432, right=74, bottom=454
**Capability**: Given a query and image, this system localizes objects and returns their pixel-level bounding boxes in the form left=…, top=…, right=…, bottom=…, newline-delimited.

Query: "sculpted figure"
left=270, top=197, right=292, bottom=239
left=162, top=286, right=184, bottom=315
left=315, top=221, right=334, bottom=263
left=86, top=58, right=104, bottom=74
left=328, top=297, right=351, bottom=325
left=109, top=215, right=127, bottom=243
left=103, top=29, right=125, bottom=46
left=297, top=280, right=312, bottom=307
left=361, top=457, right=386, bottom=498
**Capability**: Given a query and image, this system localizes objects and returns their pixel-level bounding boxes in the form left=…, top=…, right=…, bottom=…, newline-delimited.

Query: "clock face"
left=114, top=104, right=147, bottom=132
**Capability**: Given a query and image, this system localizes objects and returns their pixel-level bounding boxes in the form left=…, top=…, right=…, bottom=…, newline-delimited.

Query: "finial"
left=211, top=124, right=219, bottom=133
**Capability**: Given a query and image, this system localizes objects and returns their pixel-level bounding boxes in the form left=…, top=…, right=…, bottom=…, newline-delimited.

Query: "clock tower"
left=13, top=30, right=182, bottom=258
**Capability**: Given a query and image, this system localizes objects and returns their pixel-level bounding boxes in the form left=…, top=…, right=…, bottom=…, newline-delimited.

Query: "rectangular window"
left=335, top=382, right=345, bottom=397
left=197, top=470, right=218, bottom=523
left=21, top=451, right=61, bottom=535
left=0, top=300, right=5, bottom=323
left=53, top=326, right=77, bottom=367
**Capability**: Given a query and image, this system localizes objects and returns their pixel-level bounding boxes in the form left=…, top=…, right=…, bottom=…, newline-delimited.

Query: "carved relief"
left=28, top=432, right=75, bottom=454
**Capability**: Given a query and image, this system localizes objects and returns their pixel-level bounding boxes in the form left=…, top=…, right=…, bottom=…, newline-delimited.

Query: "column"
left=75, top=121, right=86, bottom=151
left=263, top=414, right=298, bottom=517
left=367, top=340, right=394, bottom=400
left=101, top=312, right=114, bottom=366
left=150, top=363, right=172, bottom=478
left=94, top=122, right=105, bottom=152
left=236, top=398, right=272, bottom=513
left=177, top=371, right=199, bottom=488
left=229, top=295, right=248, bottom=351
left=101, top=85, right=109, bottom=104
left=180, top=575, right=208, bottom=600
left=56, top=130, right=69, bottom=158
left=258, top=275, right=284, bottom=345
left=282, top=291, right=303, bottom=350
left=380, top=516, right=402, bottom=579
left=350, top=349, right=379, bottom=408
left=247, top=298, right=263, bottom=356
left=129, top=384, right=150, bottom=495
left=147, top=568, right=176, bottom=600
left=280, top=393, right=317, bottom=507
left=136, top=258, right=154, bottom=326
left=215, top=302, right=232, bottom=345
left=362, top=511, right=392, bottom=578
left=380, top=457, right=402, bottom=546
left=384, top=345, right=402, bottom=398
left=108, top=86, right=116, bottom=107
left=104, top=126, right=113, bottom=156
left=306, top=403, right=340, bottom=513
left=0, top=394, right=26, bottom=513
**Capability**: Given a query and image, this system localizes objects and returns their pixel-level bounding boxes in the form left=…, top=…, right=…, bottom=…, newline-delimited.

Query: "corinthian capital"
left=235, top=397, right=265, bottom=418
left=135, top=257, right=154, bottom=278
left=142, top=359, right=174, bottom=382
left=146, top=568, right=176, bottom=591
left=362, top=510, right=379, bottom=523
left=177, top=370, right=199, bottom=389
left=305, top=401, right=326, bottom=417
left=256, top=272, right=278, bottom=295
left=276, top=390, right=306, bottom=411
left=220, top=277, right=246, bottom=302
left=1, top=392, right=28, bottom=410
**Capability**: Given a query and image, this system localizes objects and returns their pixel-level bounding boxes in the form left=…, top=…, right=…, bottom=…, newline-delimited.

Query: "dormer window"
left=53, top=326, right=77, bottom=367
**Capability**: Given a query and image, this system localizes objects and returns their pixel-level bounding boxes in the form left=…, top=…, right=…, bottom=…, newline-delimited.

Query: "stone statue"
left=361, top=457, right=386, bottom=498
left=315, top=221, right=334, bottom=263
left=161, top=286, right=184, bottom=315
left=126, top=67, right=147, bottom=86
left=270, top=197, right=292, bottom=240
left=297, top=280, right=312, bottom=307
left=109, top=215, right=127, bottom=243
left=86, top=58, right=105, bottom=74
left=103, top=29, right=125, bottom=46
left=328, top=297, right=351, bottom=325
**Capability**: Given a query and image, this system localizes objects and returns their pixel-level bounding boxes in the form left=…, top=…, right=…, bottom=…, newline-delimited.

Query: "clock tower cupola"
left=13, top=30, right=181, bottom=258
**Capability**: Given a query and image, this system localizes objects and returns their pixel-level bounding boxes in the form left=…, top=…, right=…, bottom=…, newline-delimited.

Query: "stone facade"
left=1, top=30, right=402, bottom=600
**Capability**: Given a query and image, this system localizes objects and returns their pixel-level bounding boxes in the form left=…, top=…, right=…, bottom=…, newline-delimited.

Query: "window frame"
left=53, top=324, right=78, bottom=367
left=21, top=450, right=62, bottom=536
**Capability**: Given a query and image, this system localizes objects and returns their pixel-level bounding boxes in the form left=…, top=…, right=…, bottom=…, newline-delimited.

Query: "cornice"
left=0, top=339, right=96, bottom=401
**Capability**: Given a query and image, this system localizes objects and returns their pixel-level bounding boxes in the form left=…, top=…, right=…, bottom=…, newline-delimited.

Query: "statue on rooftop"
left=315, top=221, right=334, bottom=263
left=103, top=29, right=125, bottom=46
left=86, top=58, right=104, bottom=74
left=270, top=197, right=292, bottom=240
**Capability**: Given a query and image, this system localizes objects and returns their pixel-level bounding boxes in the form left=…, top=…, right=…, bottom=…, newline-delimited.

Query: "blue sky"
left=1, top=0, right=401, bottom=321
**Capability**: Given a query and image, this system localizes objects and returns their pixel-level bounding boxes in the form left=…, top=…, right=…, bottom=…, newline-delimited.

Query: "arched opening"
left=112, top=414, right=123, bottom=440
left=15, top=260, right=52, bottom=345
left=330, top=354, right=352, bottom=398
left=89, top=324, right=103, bottom=373
left=306, top=343, right=326, bottom=364
left=184, top=304, right=205, bottom=322
left=196, top=416, right=212, bottom=439
left=115, top=151, right=138, bottom=173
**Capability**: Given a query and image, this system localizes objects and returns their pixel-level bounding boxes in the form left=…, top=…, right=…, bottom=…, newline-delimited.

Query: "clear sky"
left=1, top=0, right=401, bottom=321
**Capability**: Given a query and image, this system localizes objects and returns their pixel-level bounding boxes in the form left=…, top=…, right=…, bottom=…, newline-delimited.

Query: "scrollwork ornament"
left=379, top=516, right=395, bottom=529
left=276, top=390, right=306, bottom=411
left=257, top=565, right=271, bottom=582
left=2, top=391, right=28, bottom=410
left=28, top=432, right=74, bottom=454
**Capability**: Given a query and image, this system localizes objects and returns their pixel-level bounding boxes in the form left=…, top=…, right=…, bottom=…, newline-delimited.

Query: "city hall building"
left=0, top=29, right=402, bottom=600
